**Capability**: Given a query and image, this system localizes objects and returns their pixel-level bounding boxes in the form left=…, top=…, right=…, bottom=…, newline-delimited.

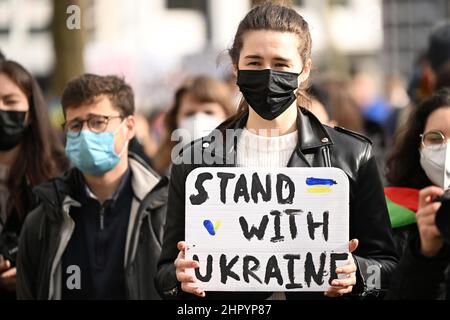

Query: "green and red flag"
left=384, top=187, right=419, bottom=228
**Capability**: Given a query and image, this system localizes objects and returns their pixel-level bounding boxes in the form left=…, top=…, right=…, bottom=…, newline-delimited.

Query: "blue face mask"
left=65, top=122, right=128, bottom=176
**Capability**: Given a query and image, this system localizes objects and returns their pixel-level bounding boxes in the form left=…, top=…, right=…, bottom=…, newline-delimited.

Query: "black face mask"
left=0, top=110, right=27, bottom=151
left=237, top=69, right=300, bottom=120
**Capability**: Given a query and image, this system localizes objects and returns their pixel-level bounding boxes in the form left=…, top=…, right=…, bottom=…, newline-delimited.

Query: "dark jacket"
left=16, top=153, right=168, bottom=300
left=0, top=181, right=37, bottom=300
left=156, top=107, right=398, bottom=300
left=386, top=228, right=450, bottom=299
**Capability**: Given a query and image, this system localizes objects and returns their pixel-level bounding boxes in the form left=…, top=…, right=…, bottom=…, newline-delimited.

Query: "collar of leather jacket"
left=196, top=106, right=334, bottom=165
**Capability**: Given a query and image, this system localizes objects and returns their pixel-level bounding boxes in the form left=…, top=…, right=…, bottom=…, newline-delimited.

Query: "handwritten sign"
left=185, top=167, right=349, bottom=292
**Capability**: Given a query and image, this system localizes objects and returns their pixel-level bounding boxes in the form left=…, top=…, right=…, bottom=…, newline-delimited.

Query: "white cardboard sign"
left=185, top=167, right=349, bottom=292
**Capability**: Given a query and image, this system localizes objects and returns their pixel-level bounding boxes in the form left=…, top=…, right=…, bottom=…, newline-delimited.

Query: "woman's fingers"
left=417, top=211, right=441, bottom=227
left=417, top=203, right=442, bottom=221
left=175, top=259, right=200, bottom=270
left=177, top=241, right=187, bottom=252
left=326, top=251, right=357, bottom=297
left=176, top=270, right=197, bottom=283
left=181, top=282, right=205, bottom=297
left=0, top=267, right=16, bottom=279
left=336, top=257, right=357, bottom=274
left=0, top=267, right=16, bottom=292
left=419, top=224, right=442, bottom=240
left=175, top=242, right=186, bottom=261
left=419, top=186, right=444, bottom=209
left=417, top=203, right=443, bottom=240
left=325, top=286, right=353, bottom=297
left=348, top=239, right=359, bottom=253
left=417, top=187, right=445, bottom=257
left=331, top=275, right=356, bottom=288
left=174, top=242, right=204, bottom=296
left=0, top=259, right=11, bottom=274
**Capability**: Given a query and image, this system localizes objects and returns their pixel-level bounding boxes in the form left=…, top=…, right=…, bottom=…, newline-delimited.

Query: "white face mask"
left=420, top=142, right=450, bottom=190
left=176, top=113, right=223, bottom=145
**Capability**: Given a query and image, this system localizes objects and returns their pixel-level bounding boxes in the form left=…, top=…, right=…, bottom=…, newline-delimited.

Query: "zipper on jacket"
left=99, top=205, right=105, bottom=231
left=96, top=203, right=108, bottom=268
left=322, top=146, right=332, bottom=167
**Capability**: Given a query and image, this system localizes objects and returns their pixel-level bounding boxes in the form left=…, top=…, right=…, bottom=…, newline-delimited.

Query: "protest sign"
left=185, top=167, right=349, bottom=291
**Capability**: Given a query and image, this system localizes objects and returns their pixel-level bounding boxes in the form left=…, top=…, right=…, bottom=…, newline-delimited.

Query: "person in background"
left=128, top=135, right=154, bottom=168
left=308, top=77, right=365, bottom=133
left=350, top=72, right=389, bottom=153
left=386, top=88, right=450, bottom=299
left=385, top=88, right=450, bottom=258
left=391, top=22, right=450, bottom=136
left=351, top=71, right=392, bottom=126
left=436, top=61, right=450, bottom=90
left=130, top=114, right=157, bottom=166
left=16, top=74, right=168, bottom=300
left=384, top=74, right=410, bottom=140
left=418, top=22, right=450, bottom=100
left=153, top=75, right=235, bottom=175
left=307, top=84, right=336, bottom=127
left=0, top=60, right=68, bottom=299
left=307, top=76, right=389, bottom=182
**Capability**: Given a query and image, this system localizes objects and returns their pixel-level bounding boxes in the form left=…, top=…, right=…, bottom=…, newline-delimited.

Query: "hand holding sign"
left=176, top=240, right=358, bottom=298
left=175, top=241, right=205, bottom=297
left=324, top=239, right=358, bottom=297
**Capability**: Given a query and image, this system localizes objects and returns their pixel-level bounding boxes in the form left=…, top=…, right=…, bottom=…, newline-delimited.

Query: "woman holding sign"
left=156, top=3, right=398, bottom=300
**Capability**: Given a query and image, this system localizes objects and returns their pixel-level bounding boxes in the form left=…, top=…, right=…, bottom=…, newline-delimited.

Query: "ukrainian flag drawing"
left=306, top=177, right=337, bottom=193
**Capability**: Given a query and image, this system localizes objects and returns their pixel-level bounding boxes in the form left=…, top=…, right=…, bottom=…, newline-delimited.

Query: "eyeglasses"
left=420, top=130, right=449, bottom=148
left=62, top=114, right=124, bottom=137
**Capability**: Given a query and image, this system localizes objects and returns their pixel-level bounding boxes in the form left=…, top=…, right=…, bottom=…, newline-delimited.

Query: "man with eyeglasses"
left=16, top=74, right=168, bottom=300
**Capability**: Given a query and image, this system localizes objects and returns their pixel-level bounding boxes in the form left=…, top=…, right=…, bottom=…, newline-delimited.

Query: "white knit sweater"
left=236, top=128, right=298, bottom=168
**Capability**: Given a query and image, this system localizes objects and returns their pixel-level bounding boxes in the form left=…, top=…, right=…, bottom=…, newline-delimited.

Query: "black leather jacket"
left=156, top=107, right=398, bottom=300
